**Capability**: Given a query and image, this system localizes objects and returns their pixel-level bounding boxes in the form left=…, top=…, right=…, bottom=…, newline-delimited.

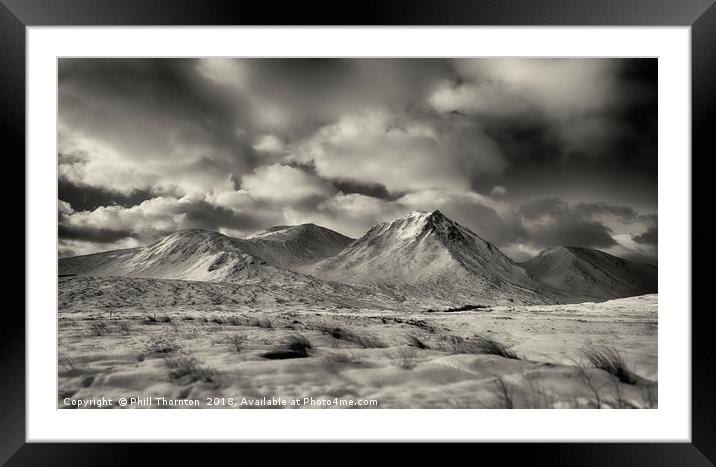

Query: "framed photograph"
left=5, top=0, right=714, bottom=464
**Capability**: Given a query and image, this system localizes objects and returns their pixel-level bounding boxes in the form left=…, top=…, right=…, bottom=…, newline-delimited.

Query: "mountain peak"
left=404, top=209, right=445, bottom=221
left=242, top=223, right=354, bottom=267
left=246, top=223, right=352, bottom=241
left=169, top=228, right=219, bottom=236
left=379, top=209, right=475, bottom=247
left=308, top=209, right=535, bottom=293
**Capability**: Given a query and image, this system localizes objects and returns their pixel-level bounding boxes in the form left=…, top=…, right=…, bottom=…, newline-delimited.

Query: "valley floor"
left=58, top=279, right=657, bottom=409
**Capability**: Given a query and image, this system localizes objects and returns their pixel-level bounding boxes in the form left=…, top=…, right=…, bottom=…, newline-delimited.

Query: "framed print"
left=4, top=0, right=715, bottom=464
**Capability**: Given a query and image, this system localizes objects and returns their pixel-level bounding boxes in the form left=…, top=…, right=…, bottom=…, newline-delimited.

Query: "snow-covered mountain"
left=244, top=223, right=354, bottom=268
left=58, top=230, right=277, bottom=282
left=59, top=212, right=656, bottom=305
left=520, top=246, right=657, bottom=300
left=303, top=210, right=571, bottom=304
left=58, top=224, right=353, bottom=282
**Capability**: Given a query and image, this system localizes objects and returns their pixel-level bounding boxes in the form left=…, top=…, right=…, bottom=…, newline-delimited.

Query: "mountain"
left=59, top=213, right=655, bottom=305
left=59, top=222, right=356, bottom=281
left=303, top=210, right=569, bottom=304
left=58, top=229, right=276, bottom=282
left=520, top=246, right=657, bottom=300
left=244, top=223, right=354, bottom=268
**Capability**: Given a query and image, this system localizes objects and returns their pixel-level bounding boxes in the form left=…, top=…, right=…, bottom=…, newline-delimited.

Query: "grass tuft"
left=493, top=377, right=514, bottom=409
left=223, top=333, right=246, bottom=353
left=406, top=334, right=430, bottom=349
left=580, top=346, right=636, bottom=384
left=164, top=352, right=217, bottom=384
left=262, top=333, right=312, bottom=360
left=442, top=335, right=519, bottom=359
left=88, top=321, right=109, bottom=336
left=142, top=314, right=170, bottom=324
left=117, top=321, right=132, bottom=335
left=317, top=325, right=385, bottom=348
left=251, top=318, right=274, bottom=329
left=227, top=317, right=245, bottom=326
left=144, top=336, right=178, bottom=354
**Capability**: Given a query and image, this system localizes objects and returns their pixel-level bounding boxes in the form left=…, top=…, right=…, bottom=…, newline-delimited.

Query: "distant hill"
left=520, top=246, right=657, bottom=300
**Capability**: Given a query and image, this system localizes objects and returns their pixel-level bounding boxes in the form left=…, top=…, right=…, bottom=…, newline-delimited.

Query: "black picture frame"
left=2, top=0, right=713, bottom=465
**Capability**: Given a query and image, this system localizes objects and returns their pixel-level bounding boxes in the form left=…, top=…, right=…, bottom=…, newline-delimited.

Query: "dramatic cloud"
left=287, top=109, right=504, bottom=193
left=240, top=164, right=335, bottom=203
left=633, top=226, right=658, bottom=245
left=452, top=58, right=620, bottom=117
left=518, top=198, right=616, bottom=248
left=58, top=58, right=657, bottom=262
left=516, top=198, right=657, bottom=262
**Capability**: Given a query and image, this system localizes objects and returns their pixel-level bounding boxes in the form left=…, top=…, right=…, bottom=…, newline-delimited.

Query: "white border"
left=27, top=27, right=691, bottom=442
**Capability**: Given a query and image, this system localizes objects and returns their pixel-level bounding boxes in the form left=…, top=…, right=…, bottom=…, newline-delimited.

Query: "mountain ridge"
left=58, top=212, right=657, bottom=304
left=58, top=224, right=353, bottom=281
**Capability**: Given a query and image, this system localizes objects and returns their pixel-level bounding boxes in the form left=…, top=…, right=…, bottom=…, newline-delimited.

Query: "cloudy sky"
left=58, top=58, right=657, bottom=263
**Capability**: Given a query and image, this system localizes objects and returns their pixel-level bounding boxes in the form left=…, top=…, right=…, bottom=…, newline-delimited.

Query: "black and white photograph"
left=57, top=57, right=658, bottom=409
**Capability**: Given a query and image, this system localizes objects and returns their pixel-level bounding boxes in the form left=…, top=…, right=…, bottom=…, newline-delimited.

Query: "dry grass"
left=318, top=325, right=349, bottom=340
left=59, top=353, right=75, bottom=371
left=580, top=346, right=636, bottom=384
left=88, top=321, right=109, bottom=336
left=350, top=332, right=386, bottom=349
left=117, top=320, right=132, bottom=335
left=223, top=332, right=246, bottom=353
left=262, top=333, right=312, bottom=360
left=493, top=377, right=514, bottom=409
left=406, top=334, right=430, bottom=349
left=318, top=325, right=386, bottom=348
left=437, top=334, right=519, bottom=359
left=164, top=352, right=217, bottom=384
left=227, top=316, right=246, bottom=326
left=143, top=336, right=178, bottom=354
left=253, top=318, right=274, bottom=329
left=142, top=314, right=171, bottom=325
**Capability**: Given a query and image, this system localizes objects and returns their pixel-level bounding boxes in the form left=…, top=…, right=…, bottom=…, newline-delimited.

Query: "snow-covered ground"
left=58, top=284, right=657, bottom=409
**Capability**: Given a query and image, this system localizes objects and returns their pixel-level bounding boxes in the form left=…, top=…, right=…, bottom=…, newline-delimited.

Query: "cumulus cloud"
left=451, top=58, right=620, bottom=117
left=58, top=59, right=257, bottom=197
left=59, top=195, right=278, bottom=246
left=429, top=81, right=531, bottom=117
left=58, top=58, right=656, bottom=263
left=288, top=109, right=504, bottom=193
left=252, top=134, right=286, bottom=155
left=240, top=164, right=336, bottom=203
